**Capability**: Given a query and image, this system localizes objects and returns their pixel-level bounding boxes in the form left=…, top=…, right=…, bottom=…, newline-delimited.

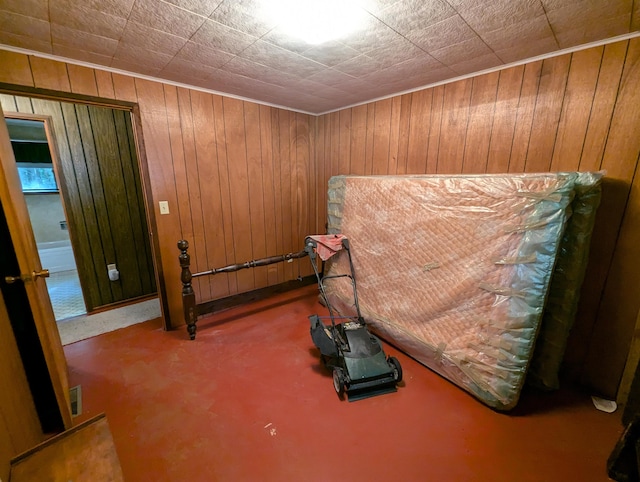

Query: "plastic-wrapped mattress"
left=323, top=173, right=591, bottom=410
left=528, top=172, right=602, bottom=391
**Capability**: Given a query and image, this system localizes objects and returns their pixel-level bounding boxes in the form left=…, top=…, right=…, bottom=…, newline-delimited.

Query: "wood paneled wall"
left=0, top=49, right=316, bottom=333
left=316, top=38, right=640, bottom=398
left=0, top=95, right=156, bottom=310
left=0, top=37, right=638, bottom=397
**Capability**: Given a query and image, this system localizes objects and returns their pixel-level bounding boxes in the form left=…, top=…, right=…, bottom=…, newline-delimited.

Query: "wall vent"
left=69, top=385, right=82, bottom=417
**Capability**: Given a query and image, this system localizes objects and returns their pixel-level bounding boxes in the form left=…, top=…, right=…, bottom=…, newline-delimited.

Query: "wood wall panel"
left=439, top=79, right=473, bottom=173
left=0, top=51, right=34, bottom=86
left=212, top=95, right=238, bottom=295
left=426, top=85, right=444, bottom=174
left=508, top=61, right=542, bottom=173
left=94, top=70, right=115, bottom=99
left=461, top=72, right=499, bottom=173
left=486, top=66, right=524, bottom=173
left=316, top=38, right=640, bottom=398
left=524, top=55, right=570, bottom=172
left=550, top=48, right=602, bottom=172
left=29, top=57, right=70, bottom=92
left=406, top=89, right=430, bottom=174
left=67, top=65, right=98, bottom=97
left=579, top=41, right=627, bottom=172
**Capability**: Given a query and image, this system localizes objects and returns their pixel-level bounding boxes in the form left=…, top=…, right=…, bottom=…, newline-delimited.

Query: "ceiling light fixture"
left=261, top=0, right=367, bottom=45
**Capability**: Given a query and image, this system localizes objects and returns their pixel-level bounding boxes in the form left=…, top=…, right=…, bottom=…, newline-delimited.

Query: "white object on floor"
left=591, top=396, right=617, bottom=413
left=58, top=298, right=161, bottom=345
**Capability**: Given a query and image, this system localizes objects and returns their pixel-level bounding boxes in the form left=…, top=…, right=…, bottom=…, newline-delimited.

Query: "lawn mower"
left=304, top=235, right=402, bottom=401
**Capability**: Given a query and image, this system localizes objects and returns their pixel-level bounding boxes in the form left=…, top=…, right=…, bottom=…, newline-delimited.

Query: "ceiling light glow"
left=262, top=0, right=367, bottom=45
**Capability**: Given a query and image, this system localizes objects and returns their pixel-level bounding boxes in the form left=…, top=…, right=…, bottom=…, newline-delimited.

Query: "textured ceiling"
left=0, top=0, right=639, bottom=114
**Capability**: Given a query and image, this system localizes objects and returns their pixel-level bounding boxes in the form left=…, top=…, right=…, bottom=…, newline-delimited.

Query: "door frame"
left=0, top=87, right=168, bottom=330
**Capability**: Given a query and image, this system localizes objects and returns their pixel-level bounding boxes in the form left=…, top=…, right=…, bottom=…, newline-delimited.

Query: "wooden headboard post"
left=178, top=240, right=197, bottom=340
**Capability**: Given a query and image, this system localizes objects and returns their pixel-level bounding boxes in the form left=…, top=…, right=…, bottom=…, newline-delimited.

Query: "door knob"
left=4, top=269, right=49, bottom=284
left=33, top=269, right=50, bottom=279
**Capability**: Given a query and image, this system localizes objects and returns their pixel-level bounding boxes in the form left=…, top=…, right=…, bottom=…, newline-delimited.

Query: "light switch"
left=159, top=201, right=170, bottom=215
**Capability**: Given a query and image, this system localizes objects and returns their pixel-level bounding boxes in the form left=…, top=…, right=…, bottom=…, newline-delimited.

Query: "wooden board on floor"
left=9, top=413, right=124, bottom=482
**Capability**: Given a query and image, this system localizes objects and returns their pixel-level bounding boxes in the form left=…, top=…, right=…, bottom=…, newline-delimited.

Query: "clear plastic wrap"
left=527, top=171, right=603, bottom=390
left=324, top=173, right=581, bottom=410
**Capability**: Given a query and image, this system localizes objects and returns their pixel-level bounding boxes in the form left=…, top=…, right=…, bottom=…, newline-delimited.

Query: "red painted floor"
left=64, top=285, right=622, bottom=482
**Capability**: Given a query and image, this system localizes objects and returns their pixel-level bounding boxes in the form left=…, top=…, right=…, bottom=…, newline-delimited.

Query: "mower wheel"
left=333, top=368, right=346, bottom=397
left=388, top=356, right=403, bottom=383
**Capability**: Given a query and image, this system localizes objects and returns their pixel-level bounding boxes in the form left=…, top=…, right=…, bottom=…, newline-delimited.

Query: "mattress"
left=527, top=172, right=603, bottom=390
left=323, top=173, right=578, bottom=410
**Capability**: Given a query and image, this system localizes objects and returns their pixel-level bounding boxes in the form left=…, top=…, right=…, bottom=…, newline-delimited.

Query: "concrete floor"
left=63, top=285, right=623, bottom=481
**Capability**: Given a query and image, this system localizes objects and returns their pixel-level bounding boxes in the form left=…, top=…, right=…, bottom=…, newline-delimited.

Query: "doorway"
left=6, top=117, right=86, bottom=321
left=1, top=93, right=159, bottom=342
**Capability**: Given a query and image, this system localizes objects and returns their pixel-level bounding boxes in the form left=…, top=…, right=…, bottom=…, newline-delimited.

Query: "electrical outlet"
left=159, top=201, right=170, bottom=215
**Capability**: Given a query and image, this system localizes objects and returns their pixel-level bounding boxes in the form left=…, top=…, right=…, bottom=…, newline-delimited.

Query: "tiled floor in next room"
left=64, top=285, right=624, bottom=482
left=46, top=269, right=86, bottom=320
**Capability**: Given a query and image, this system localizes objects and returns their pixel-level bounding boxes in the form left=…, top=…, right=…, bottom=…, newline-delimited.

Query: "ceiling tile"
left=540, top=0, right=630, bottom=13
left=238, top=40, right=326, bottom=78
left=364, top=54, right=444, bottom=86
left=405, top=14, right=479, bottom=52
left=333, top=76, right=379, bottom=93
left=50, top=4, right=127, bottom=40
left=111, top=58, right=164, bottom=76
left=290, top=79, right=352, bottom=101
left=366, top=37, right=427, bottom=68
left=174, top=41, right=235, bottom=68
left=0, top=11, right=50, bottom=42
left=207, top=71, right=290, bottom=101
left=406, top=65, right=459, bottom=86
left=544, top=0, right=631, bottom=33
left=494, top=35, right=560, bottom=63
left=480, top=15, right=556, bottom=51
left=163, top=0, right=223, bottom=17
left=0, top=31, right=52, bottom=53
left=191, top=19, right=259, bottom=55
left=555, top=13, right=631, bottom=49
left=430, top=36, right=493, bottom=66
left=112, top=44, right=173, bottom=70
left=160, top=57, right=219, bottom=81
left=448, top=52, right=503, bottom=75
left=300, top=41, right=362, bottom=67
left=1, top=0, right=48, bottom=20
left=375, top=53, right=444, bottom=80
left=341, top=15, right=401, bottom=54
left=51, top=24, right=119, bottom=56
left=208, top=0, right=275, bottom=37
left=51, top=0, right=135, bottom=18
left=52, top=45, right=113, bottom=66
left=458, top=0, right=545, bottom=34
left=378, top=0, right=456, bottom=33
left=359, top=0, right=402, bottom=15
left=223, top=57, right=300, bottom=86
left=333, top=54, right=384, bottom=77
left=120, top=21, right=189, bottom=57
left=260, top=29, right=317, bottom=55
left=305, top=68, right=358, bottom=87
left=128, top=0, right=207, bottom=39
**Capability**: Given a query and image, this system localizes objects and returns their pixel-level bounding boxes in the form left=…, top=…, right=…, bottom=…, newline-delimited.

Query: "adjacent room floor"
left=63, top=285, right=623, bottom=482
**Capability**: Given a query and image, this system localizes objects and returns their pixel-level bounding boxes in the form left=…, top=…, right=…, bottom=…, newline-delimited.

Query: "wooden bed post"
left=178, top=240, right=197, bottom=340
